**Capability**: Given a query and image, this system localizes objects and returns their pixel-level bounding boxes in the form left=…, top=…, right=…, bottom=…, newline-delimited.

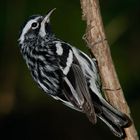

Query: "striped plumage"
left=18, top=9, right=131, bottom=139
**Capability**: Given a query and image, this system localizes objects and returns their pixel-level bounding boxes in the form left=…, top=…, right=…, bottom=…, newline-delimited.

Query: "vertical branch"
left=80, top=0, right=138, bottom=140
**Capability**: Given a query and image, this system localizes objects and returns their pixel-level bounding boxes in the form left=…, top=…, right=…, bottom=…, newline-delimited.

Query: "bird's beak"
left=42, top=8, right=56, bottom=24
left=39, top=8, right=56, bottom=37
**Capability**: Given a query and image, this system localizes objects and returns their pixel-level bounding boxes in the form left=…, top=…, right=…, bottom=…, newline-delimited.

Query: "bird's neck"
left=45, top=32, right=56, bottom=40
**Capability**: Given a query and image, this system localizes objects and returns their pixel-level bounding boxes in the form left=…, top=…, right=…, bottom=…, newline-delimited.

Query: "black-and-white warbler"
left=18, top=8, right=131, bottom=138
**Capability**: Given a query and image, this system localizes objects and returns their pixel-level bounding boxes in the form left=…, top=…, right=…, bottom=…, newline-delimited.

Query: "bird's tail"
left=91, top=93, right=132, bottom=139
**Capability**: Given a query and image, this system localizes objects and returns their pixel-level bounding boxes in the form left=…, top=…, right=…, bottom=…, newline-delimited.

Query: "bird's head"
left=18, top=8, right=56, bottom=45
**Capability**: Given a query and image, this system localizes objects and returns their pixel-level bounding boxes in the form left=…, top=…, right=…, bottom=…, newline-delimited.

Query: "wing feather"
left=54, top=42, right=97, bottom=123
left=62, top=60, right=97, bottom=124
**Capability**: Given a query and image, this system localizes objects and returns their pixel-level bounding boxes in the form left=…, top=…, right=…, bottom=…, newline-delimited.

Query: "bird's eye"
left=31, top=22, right=39, bottom=29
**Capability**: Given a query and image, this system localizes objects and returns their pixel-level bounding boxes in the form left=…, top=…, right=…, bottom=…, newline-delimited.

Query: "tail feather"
left=96, top=99, right=132, bottom=138
left=98, top=113, right=126, bottom=138
left=90, top=91, right=132, bottom=138
left=101, top=99, right=132, bottom=128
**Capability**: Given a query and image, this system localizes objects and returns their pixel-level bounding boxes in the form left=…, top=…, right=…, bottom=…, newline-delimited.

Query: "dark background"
left=0, top=0, right=140, bottom=139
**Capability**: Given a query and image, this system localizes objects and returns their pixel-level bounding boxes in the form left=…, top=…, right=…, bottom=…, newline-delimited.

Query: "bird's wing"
left=63, top=61, right=97, bottom=124
left=54, top=42, right=97, bottom=124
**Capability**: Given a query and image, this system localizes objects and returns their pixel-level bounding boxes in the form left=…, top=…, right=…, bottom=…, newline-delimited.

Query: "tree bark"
left=80, top=0, right=138, bottom=140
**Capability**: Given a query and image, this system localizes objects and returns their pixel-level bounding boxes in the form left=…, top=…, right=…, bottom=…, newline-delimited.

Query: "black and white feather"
left=18, top=9, right=131, bottom=139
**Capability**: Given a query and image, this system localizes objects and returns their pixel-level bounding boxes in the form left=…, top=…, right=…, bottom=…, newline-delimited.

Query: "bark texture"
left=80, top=0, right=138, bottom=139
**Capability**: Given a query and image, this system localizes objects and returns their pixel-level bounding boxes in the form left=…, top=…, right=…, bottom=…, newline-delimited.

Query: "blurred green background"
left=0, top=0, right=140, bottom=139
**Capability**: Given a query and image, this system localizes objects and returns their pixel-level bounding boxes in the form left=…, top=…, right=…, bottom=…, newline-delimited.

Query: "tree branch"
left=80, top=0, right=138, bottom=139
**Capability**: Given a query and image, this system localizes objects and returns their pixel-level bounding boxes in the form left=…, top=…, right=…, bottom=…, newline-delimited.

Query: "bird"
left=18, top=8, right=131, bottom=139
